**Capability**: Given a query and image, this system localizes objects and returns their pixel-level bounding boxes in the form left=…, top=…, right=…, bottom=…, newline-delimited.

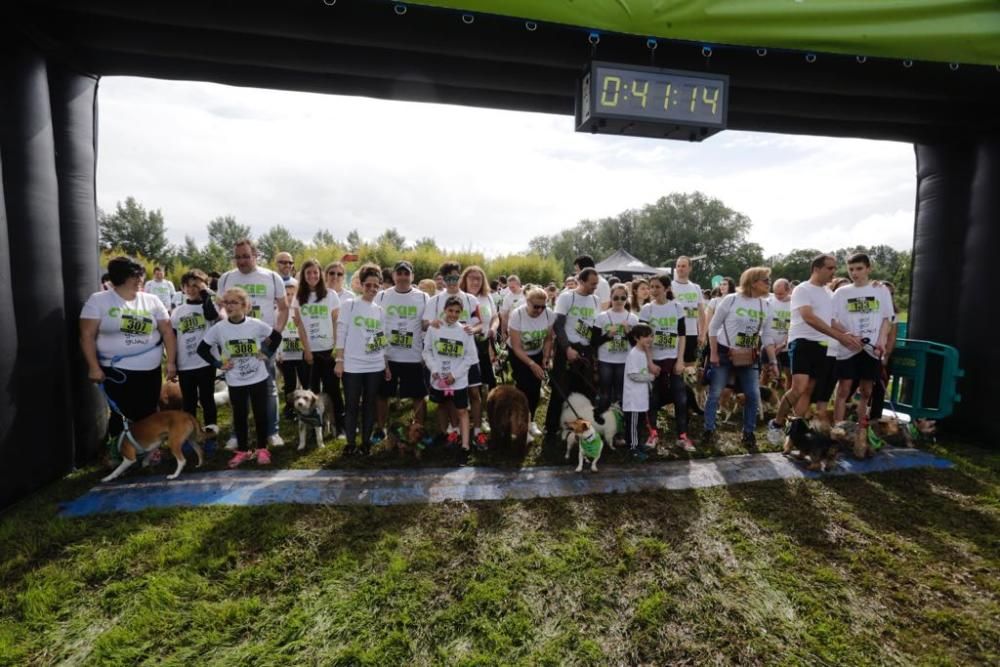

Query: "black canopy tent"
left=1, top=0, right=999, bottom=507
left=594, top=249, right=660, bottom=282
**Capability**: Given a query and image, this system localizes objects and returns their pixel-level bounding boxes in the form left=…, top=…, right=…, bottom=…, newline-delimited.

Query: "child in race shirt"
left=831, top=253, right=895, bottom=423
left=171, top=269, right=221, bottom=435
left=199, top=287, right=283, bottom=467
left=623, top=324, right=658, bottom=455
left=422, top=296, right=479, bottom=459
left=278, top=279, right=309, bottom=420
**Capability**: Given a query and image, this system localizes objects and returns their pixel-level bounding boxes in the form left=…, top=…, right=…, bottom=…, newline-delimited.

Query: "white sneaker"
left=268, top=434, right=285, bottom=448
left=766, top=419, right=785, bottom=445
left=529, top=422, right=543, bottom=438
left=225, top=435, right=238, bottom=451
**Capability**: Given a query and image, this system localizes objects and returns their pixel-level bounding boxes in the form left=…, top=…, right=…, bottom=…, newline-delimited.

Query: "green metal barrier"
left=887, top=339, right=963, bottom=419
left=896, top=322, right=908, bottom=340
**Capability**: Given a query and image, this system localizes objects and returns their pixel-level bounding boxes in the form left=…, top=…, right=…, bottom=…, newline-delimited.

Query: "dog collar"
left=299, top=410, right=324, bottom=428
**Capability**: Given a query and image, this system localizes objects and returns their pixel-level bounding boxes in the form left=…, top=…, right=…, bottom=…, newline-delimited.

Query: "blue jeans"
left=704, top=348, right=760, bottom=433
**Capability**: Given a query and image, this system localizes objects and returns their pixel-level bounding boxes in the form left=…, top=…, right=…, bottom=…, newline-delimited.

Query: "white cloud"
left=97, top=77, right=916, bottom=258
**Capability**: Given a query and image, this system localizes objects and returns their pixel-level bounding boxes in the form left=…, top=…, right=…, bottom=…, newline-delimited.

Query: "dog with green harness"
left=564, top=417, right=605, bottom=472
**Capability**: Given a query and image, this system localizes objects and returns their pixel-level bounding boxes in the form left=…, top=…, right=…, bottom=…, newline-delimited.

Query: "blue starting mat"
left=60, top=448, right=953, bottom=517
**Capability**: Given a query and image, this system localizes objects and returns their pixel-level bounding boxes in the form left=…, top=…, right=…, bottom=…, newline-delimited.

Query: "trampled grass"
left=1, top=397, right=998, bottom=665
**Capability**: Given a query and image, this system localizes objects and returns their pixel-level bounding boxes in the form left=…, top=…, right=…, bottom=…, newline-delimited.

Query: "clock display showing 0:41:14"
left=597, top=72, right=724, bottom=125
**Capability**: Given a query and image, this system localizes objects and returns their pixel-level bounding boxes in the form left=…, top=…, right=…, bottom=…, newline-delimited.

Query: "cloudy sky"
left=97, top=76, right=916, bottom=259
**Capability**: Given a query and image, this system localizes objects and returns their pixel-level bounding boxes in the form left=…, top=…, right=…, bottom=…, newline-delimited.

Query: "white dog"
left=564, top=418, right=604, bottom=472
left=559, top=392, right=620, bottom=448
left=290, top=389, right=335, bottom=451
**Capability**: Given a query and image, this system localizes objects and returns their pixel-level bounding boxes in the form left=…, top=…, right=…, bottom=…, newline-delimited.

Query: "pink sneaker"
left=228, top=450, right=253, bottom=468
left=256, top=449, right=272, bottom=465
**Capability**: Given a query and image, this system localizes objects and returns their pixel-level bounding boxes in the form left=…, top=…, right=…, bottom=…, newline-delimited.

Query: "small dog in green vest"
left=565, top=418, right=604, bottom=473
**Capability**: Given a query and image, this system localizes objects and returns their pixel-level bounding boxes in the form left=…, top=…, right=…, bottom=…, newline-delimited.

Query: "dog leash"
left=96, top=381, right=149, bottom=457
left=545, top=370, right=584, bottom=421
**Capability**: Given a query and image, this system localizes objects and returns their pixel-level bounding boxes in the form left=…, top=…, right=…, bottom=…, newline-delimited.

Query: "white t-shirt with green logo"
left=81, top=290, right=169, bottom=371
left=294, top=291, right=341, bottom=353
left=789, top=282, right=834, bottom=344
left=217, top=267, right=284, bottom=327
left=421, top=321, right=478, bottom=391
left=671, top=280, right=704, bottom=335
left=375, top=287, right=428, bottom=363
left=832, top=283, right=894, bottom=360
left=202, top=317, right=273, bottom=387
left=596, top=309, right=639, bottom=363
left=623, top=346, right=652, bottom=412
left=554, top=290, right=600, bottom=346
left=708, top=294, right=776, bottom=350
left=768, top=294, right=792, bottom=346
left=507, top=304, right=553, bottom=358
left=170, top=302, right=213, bottom=371
left=145, top=279, right=175, bottom=311
left=500, top=290, right=525, bottom=316
left=639, top=301, right=686, bottom=361
left=335, top=299, right=387, bottom=373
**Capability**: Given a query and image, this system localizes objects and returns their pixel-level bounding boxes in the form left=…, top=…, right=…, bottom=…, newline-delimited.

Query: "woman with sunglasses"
left=507, top=287, right=554, bottom=439
left=335, top=263, right=389, bottom=455
left=595, top=283, right=639, bottom=420
left=705, top=267, right=779, bottom=452
left=324, top=261, right=353, bottom=307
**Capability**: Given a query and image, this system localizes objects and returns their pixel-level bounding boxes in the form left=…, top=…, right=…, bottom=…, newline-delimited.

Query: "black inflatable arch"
left=1, top=0, right=998, bottom=507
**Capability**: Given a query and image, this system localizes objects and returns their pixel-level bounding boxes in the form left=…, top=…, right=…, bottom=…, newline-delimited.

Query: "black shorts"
left=776, top=350, right=791, bottom=369
left=683, top=334, right=699, bottom=363
left=467, top=362, right=482, bottom=388
left=789, top=339, right=831, bottom=379
left=477, top=352, right=496, bottom=387
left=835, top=353, right=882, bottom=382
left=380, top=361, right=427, bottom=399
left=428, top=386, right=469, bottom=409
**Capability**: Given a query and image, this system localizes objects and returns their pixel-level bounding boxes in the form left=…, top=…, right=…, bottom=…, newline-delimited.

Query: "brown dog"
left=486, top=385, right=530, bottom=453
left=158, top=377, right=184, bottom=411
left=101, top=410, right=205, bottom=482
left=386, top=420, right=427, bottom=460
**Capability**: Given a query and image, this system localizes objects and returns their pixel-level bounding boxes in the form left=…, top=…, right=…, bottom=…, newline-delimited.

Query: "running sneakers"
left=529, top=422, right=543, bottom=439
left=473, top=429, right=489, bottom=451
left=228, top=450, right=253, bottom=468
left=677, top=433, right=696, bottom=452
left=225, top=435, right=238, bottom=451
left=268, top=434, right=284, bottom=448
left=256, top=449, right=272, bottom=465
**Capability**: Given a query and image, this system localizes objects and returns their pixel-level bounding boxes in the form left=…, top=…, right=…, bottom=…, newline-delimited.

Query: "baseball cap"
left=394, top=261, right=413, bottom=273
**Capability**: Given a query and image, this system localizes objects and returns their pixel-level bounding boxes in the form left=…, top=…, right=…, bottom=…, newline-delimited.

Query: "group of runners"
left=81, top=239, right=897, bottom=467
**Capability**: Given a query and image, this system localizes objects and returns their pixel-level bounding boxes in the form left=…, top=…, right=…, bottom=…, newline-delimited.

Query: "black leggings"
left=597, top=361, right=625, bottom=415
left=342, top=370, right=382, bottom=447
left=178, top=365, right=218, bottom=427
left=650, top=358, right=688, bottom=436
left=510, top=352, right=543, bottom=418
left=229, top=379, right=270, bottom=451
left=280, top=358, right=308, bottom=397
left=102, top=366, right=161, bottom=440
left=309, top=350, right=345, bottom=425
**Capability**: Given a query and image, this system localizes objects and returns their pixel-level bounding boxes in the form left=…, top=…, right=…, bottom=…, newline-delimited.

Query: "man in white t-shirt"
left=574, top=254, right=610, bottom=310
left=499, top=274, right=526, bottom=339
left=145, top=265, right=176, bottom=312
left=832, top=253, right=894, bottom=423
left=218, top=239, right=290, bottom=447
left=671, top=256, right=705, bottom=364
left=767, top=254, right=863, bottom=444
left=274, top=251, right=295, bottom=285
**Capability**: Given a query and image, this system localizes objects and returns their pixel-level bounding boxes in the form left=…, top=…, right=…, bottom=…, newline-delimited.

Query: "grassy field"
left=1, top=394, right=998, bottom=665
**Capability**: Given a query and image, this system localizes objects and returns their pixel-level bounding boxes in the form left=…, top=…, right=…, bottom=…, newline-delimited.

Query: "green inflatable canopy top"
left=409, top=0, right=1000, bottom=66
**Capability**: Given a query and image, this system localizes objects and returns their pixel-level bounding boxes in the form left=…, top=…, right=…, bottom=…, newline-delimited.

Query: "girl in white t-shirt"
left=293, top=259, right=343, bottom=430
left=278, top=280, right=308, bottom=420
left=335, top=264, right=389, bottom=455
left=170, top=269, right=221, bottom=434
left=198, top=287, right=283, bottom=467
left=595, top=284, right=639, bottom=417
left=623, top=324, right=657, bottom=454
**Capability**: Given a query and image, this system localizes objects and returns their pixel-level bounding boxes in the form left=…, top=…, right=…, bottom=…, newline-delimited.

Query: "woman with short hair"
left=507, top=287, right=554, bottom=438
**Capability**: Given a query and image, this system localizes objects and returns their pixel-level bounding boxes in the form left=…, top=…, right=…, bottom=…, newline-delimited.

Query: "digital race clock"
left=575, top=61, right=729, bottom=141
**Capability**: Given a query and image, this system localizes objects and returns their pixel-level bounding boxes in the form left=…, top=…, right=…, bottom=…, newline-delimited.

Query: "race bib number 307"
left=120, top=312, right=153, bottom=335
